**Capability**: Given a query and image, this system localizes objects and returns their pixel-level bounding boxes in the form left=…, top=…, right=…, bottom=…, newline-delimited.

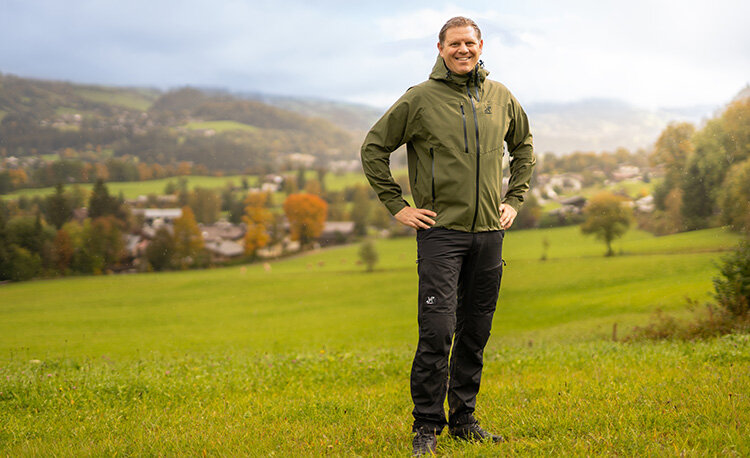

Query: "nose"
left=458, top=43, right=469, bottom=54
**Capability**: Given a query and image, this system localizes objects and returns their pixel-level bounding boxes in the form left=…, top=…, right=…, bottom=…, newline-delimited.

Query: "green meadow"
left=1, top=171, right=374, bottom=201
left=182, top=120, right=260, bottom=133
left=1, top=226, right=748, bottom=456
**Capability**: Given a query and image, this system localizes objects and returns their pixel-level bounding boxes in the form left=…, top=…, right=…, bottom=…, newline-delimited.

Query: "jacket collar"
left=429, top=56, right=489, bottom=87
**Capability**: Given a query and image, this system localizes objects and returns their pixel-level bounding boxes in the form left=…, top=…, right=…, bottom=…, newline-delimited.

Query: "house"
left=204, top=240, right=245, bottom=262
left=200, top=220, right=245, bottom=242
left=318, top=221, right=356, bottom=246
left=132, top=208, right=183, bottom=225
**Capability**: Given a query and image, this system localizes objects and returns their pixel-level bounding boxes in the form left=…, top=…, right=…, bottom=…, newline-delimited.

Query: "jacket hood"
left=429, top=56, right=489, bottom=86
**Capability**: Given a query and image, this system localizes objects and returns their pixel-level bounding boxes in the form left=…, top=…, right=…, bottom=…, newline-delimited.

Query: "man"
left=361, top=16, right=535, bottom=455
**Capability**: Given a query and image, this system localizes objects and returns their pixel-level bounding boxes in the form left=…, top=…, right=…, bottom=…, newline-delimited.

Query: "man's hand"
left=395, top=207, right=437, bottom=230
left=499, top=203, right=517, bottom=230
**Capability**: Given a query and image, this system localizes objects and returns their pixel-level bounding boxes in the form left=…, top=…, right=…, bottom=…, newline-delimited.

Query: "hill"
left=0, top=73, right=358, bottom=173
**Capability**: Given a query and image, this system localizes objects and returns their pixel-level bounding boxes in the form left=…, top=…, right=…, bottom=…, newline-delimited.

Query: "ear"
left=437, top=41, right=443, bottom=53
left=478, top=39, right=484, bottom=54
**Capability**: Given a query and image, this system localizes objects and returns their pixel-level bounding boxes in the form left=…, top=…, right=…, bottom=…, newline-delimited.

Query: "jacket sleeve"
left=360, top=94, right=417, bottom=216
left=503, top=93, right=536, bottom=211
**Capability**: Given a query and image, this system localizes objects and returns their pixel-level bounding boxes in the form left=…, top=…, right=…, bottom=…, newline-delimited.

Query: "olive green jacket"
left=361, top=56, right=535, bottom=232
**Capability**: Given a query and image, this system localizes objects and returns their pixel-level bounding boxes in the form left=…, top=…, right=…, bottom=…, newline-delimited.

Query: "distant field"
left=1, top=226, right=747, bottom=455
left=182, top=120, right=259, bottom=133
left=2, top=170, right=381, bottom=200
left=74, top=87, right=156, bottom=111
left=1, top=175, right=259, bottom=200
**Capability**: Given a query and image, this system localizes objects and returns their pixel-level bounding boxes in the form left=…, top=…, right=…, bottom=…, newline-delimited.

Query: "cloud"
left=0, top=0, right=747, bottom=109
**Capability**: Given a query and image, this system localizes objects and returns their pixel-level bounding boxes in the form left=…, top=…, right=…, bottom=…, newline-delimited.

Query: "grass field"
left=1, top=175, right=258, bottom=201
left=73, top=87, right=157, bottom=112
left=1, top=171, right=377, bottom=201
left=182, top=120, right=260, bottom=133
left=1, top=226, right=748, bottom=455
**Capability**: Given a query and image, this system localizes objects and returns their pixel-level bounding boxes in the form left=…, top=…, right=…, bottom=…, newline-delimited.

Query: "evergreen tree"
left=45, top=183, right=73, bottom=229
left=88, top=179, right=119, bottom=218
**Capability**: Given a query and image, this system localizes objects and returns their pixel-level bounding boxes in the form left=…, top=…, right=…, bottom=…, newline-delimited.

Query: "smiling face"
left=437, top=25, right=483, bottom=75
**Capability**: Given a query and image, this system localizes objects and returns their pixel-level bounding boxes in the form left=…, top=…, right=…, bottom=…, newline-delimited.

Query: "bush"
left=714, top=238, right=750, bottom=318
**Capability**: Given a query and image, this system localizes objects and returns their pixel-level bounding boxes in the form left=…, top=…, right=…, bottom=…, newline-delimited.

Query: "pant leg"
left=411, top=228, right=471, bottom=432
left=447, top=230, right=504, bottom=425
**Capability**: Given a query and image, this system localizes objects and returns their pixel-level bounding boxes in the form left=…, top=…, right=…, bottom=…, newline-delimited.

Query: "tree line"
left=647, top=97, right=749, bottom=234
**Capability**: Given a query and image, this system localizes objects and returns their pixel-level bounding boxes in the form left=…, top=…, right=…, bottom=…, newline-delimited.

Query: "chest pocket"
left=477, top=101, right=507, bottom=155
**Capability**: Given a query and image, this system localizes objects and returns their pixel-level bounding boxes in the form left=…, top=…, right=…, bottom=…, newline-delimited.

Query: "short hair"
left=439, top=17, right=482, bottom=45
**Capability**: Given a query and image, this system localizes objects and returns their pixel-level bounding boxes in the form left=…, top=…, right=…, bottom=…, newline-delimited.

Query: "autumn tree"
left=87, top=216, right=125, bottom=273
left=242, top=192, right=272, bottom=257
left=173, top=206, right=204, bottom=269
left=581, top=192, right=632, bottom=256
left=189, top=187, right=221, bottom=224
left=650, top=122, right=694, bottom=211
left=719, top=159, right=750, bottom=233
left=52, top=228, right=74, bottom=273
left=283, top=193, right=328, bottom=248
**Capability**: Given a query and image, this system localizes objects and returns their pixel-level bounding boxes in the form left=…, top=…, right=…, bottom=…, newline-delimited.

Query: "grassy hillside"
left=1, top=227, right=747, bottom=455
left=182, top=120, right=259, bottom=133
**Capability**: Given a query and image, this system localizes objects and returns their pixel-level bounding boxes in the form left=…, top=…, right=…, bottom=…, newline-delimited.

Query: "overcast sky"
left=1, top=0, right=748, bottom=110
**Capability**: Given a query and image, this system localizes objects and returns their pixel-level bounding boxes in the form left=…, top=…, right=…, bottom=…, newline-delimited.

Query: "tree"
left=45, top=183, right=73, bottom=229
left=713, top=237, right=750, bottom=318
left=283, top=193, right=328, bottom=247
left=650, top=122, right=695, bottom=211
left=189, top=187, right=221, bottom=224
left=718, top=159, right=750, bottom=233
left=242, top=192, right=272, bottom=257
left=89, top=216, right=125, bottom=271
left=514, top=193, right=542, bottom=229
left=173, top=206, right=204, bottom=269
left=358, top=239, right=379, bottom=272
left=146, top=227, right=176, bottom=271
left=581, top=192, right=632, bottom=256
left=52, top=228, right=74, bottom=273
left=680, top=155, right=716, bottom=230
left=88, top=179, right=119, bottom=219
left=350, top=185, right=372, bottom=236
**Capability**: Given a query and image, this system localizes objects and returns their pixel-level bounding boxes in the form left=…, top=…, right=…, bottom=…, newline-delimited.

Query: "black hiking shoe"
left=412, top=426, right=437, bottom=456
left=449, top=418, right=504, bottom=443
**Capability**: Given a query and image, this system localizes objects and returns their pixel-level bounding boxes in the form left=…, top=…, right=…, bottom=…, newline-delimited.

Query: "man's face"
left=437, top=26, right=483, bottom=75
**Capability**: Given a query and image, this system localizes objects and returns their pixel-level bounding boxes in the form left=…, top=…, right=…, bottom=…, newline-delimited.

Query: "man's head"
left=438, top=17, right=483, bottom=75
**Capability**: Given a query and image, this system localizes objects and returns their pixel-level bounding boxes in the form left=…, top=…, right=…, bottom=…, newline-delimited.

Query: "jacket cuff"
left=386, top=199, right=409, bottom=216
left=502, top=196, right=522, bottom=212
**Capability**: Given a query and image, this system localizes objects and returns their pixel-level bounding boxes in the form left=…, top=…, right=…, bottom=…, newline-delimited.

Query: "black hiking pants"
left=411, top=227, right=504, bottom=433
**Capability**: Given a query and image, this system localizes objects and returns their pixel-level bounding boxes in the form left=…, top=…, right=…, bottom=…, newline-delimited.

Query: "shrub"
left=714, top=238, right=750, bottom=318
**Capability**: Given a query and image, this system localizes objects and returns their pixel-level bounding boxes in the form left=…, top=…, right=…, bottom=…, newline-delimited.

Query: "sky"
left=1, top=0, right=748, bottom=110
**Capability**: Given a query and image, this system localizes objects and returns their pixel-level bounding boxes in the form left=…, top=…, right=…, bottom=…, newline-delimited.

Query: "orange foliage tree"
left=243, top=192, right=272, bottom=257
left=283, top=193, right=328, bottom=247
left=173, top=206, right=204, bottom=268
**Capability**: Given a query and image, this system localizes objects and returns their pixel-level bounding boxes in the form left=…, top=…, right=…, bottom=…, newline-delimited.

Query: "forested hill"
left=0, top=73, right=358, bottom=172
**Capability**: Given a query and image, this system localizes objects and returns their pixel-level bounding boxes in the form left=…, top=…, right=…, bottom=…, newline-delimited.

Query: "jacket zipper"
left=467, top=82, right=481, bottom=232
left=459, top=104, right=469, bottom=154
left=429, top=148, right=436, bottom=203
